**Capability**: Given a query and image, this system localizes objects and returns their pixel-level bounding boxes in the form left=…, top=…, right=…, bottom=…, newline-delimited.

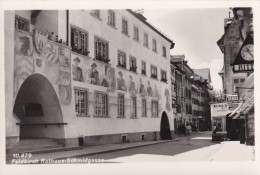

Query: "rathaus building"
left=5, top=10, right=175, bottom=153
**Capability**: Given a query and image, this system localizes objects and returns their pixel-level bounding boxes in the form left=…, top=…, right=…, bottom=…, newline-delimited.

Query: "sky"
left=143, top=8, right=231, bottom=91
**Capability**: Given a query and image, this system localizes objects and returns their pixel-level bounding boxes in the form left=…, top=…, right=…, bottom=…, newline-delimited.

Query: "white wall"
left=59, top=10, right=174, bottom=138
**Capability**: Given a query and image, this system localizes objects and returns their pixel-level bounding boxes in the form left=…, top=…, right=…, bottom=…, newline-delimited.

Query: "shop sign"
left=233, top=64, right=254, bottom=72
left=226, top=94, right=238, bottom=102
left=210, top=102, right=229, bottom=117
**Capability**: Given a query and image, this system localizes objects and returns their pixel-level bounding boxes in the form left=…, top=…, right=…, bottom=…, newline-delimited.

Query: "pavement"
left=7, top=131, right=255, bottom=164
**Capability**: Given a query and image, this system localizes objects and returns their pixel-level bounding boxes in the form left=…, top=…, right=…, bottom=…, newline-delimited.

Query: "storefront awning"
left=232, top=112, right=240, bottom=119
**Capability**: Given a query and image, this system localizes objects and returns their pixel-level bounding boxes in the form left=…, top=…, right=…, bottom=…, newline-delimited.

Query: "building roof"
left=193, top=68, right=211, bottom=83
left=127, top=9, right=175, bottom=48
left=170, top=55, right=185, bottom=63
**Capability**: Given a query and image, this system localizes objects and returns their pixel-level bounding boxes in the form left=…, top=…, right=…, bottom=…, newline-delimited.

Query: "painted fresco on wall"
left=165, top=88, right=171, bottom=111
left=128, top=75, right=137, bottom=95
left=139, top=78, right=146, bottom=97
left=89, top=63, right=100, bottom=85
left=147, top=81, right=153, bottom=97
left=153, top=84, right=160, bottom=99
left=72, top=57, right=83, bottom=82
left=117, top=71, right=127, bottom=91
left=14, top=29, right=72, bottom=105
left=101, top=65, right=116, bottom=92
left=14, top=31, right=35, bottom=98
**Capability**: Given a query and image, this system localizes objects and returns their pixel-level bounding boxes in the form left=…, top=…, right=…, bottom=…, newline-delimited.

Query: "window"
left=94, top=92, right=108, bottom=117
left=75, top=89, right=88, bottom=116
left=142, top=99, right=147, bottom=117
left=152, top=39, right=157, bottom=52
left=108, top=10, right=115, bottom=27
left=118, top=51, right=126, bottom=68
left=15, top=15, right=29, bottom=32
left=122, top=135, right=127, bottom=143
left=118, top=94, right=125, bottom=117
left=240, top=78, right=245, bottom=83
left=130, top=96, right=137, bottom=118
left=95, top=37, right=109, bottom=63
left=234, top=79, right=239, bottom=84
left=122, top=19, right=128, bottom=35
left=129, top=56, right=137, bottom=72
left=133, top=26, right=139, bottom=41
left=90, top=10, right=100, bottom=18
left=141, top=133, right=146, bottom=141
left=141, top=61, right=146, bottom=75
left=151, top=65, right=157, bottom=79
left=151, top=101, right=158, bottom=117
left=71, top=27, right=89, bottom=55
left=161, top=70, right=167, bottom=82
left=143, top=33, right=148, bottom=47
left=162, top=46, right=166, bottom=57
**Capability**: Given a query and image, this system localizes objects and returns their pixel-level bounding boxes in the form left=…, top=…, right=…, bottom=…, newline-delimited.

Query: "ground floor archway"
left=160, top=112, right=172, bottom=140
left=13, top=73, right=65, bottom=139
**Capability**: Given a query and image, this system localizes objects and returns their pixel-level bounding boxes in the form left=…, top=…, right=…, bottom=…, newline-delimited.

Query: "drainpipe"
left=66, top=10, right=69, bottom=46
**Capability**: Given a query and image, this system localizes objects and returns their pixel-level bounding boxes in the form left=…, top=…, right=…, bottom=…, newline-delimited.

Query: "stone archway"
left=160, top=112, right=172, bottom=140
left=13, top=74, right=65, bottom=139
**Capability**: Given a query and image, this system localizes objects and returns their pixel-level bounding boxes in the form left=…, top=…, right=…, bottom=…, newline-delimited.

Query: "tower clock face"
left=241, top=44, right=254, bottom=61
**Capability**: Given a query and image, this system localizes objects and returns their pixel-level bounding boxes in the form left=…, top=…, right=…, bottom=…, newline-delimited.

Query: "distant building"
left=170, top=56, right=212, bottom=131
left=5, top=9, right=175, bottom=155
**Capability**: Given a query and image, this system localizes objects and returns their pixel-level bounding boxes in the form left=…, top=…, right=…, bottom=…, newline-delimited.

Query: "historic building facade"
left=171, top=56, right=212, bottom=132
left=5, top=10, right=175, bottom=153
left=217, top=8, right=254, bottom=144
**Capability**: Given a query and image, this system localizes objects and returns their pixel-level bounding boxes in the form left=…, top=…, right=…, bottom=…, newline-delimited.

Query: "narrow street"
left=79, top=131, right=254, bottom=162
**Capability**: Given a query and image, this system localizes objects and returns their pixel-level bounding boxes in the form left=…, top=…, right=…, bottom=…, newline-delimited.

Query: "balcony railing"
left=118, top=62, right=126, bottom=69
left=129, top=66, right=137, bottom=72
left=151, top=74, right=157, bottom=79
left=95, top=54, right=110, bottom=63
left=72, top=44, right=90, bottom=56
left=161, top=78, right=167, bottom=83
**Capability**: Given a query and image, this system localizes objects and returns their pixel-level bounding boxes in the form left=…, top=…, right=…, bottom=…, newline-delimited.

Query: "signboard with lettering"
left=233, top=64, right=254, bottom=72
left=226, top=94, right=239, bottom=102
left=232, top=32, right=254, bottom=73
left=210, top=102, right=229, bottom=117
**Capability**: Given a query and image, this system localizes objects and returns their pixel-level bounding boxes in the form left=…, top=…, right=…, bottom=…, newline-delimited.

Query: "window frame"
left=117, top=93, right=125, bottom=118
left=15, top=15, right=30, bottom=32
left=133, top=26, right=139, bottom=41
left=152, top=39, right=157, bottom=52
left=151, top=65, right=158, bottom=79
left=90, top=10, right=101, bottom=19
left=142, top=98, right=147, bottom=117
left=130, top=96, right=137, bottom=118
left=94, top=36, right=109, bottom=63
left=161, top=70, right=167, bottom=82
left=74, top=88, right=89, bottom=117
left=162, top=46, right=166, bottom=57
left=94, top=91, right=109, bottom=117
left=117, top=50, right=127, bottom=68
left=143, top=33, right=149, bottom=47
left=129, top=56, right=137, bottom=72
left=71, top=25, right=89, bottom=55
left=151, top=100, right=159, bottom=117
left=122, top=18, right=128, bottom=35
left=107, top=10, right=116, bottom=27
left=141, top=61, right=146, bottom=75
